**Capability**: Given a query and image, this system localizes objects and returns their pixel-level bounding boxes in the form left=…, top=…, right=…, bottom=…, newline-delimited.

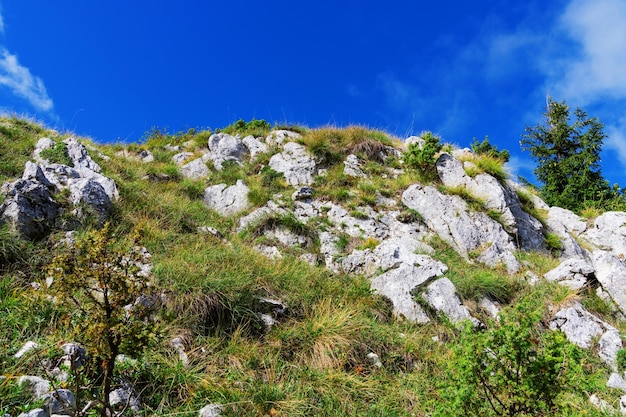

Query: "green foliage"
left=618, top=349, right=626, bottom=373
left=0, top=116, right=46, bottom=183
left=143, top=126, right=212, bottom=148
left=471, top=136, right=510, bottom=162
left=47, top=224, right=158, bottom=415
left=217, top=118, right=271, bottom=138
left=521, top=98, right=616, bottom=213
left=0, top=224, right=26, bottom=269
left=449, top=299, right=584, bottom=416
left=403, top=132, right=442, bottom=182
left=39, top=141, right=73, bottom=166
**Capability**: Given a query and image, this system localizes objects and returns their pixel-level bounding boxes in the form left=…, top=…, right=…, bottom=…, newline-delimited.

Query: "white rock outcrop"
left=203, top=180, right=250, bottom=217
left=208, top=133, right=247, bottom=170
left=269, top=142, right=316, bottom=186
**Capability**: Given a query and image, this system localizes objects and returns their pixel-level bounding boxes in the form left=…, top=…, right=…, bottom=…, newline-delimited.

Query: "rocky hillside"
left=2, top=116, right=626, bottom=416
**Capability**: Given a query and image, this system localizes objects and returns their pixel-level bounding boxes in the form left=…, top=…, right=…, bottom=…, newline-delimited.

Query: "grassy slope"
left=0, top=117, right=622, bottom=416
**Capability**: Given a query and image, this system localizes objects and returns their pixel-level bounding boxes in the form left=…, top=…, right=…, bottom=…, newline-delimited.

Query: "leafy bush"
left=403, top=132, right=442, bottom=181
left=470, top=136, right=510, bottom=162
left=448, top=299, right=583, bottom=416
left=217, top=119, right=271, bottom=138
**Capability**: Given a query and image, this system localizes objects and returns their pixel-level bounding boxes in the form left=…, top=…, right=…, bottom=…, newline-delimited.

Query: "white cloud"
left=0, top=48, right=54, bottom=112
left=554, top=0, right=626, bottom=103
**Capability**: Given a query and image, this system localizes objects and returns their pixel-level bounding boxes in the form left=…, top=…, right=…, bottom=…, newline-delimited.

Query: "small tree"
left=471, top=136, right=510, bottom=162
left=48, top=224, right=157, bottom=416
left=521, top=98, right=611, bottom=212
left=404, top=131, right=442, bottom=182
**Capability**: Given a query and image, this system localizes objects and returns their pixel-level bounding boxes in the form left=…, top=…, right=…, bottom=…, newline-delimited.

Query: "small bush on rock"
left=404, top=132, right=442, bottom=182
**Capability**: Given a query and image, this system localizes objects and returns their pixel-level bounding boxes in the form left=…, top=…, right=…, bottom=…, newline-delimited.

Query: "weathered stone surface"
left=171, top=337, right=189, bottom=366
left=326, top=203, right=388, bottom=239
left=172, top=152, right=194, bottom=165
left=14, top=341, right=39, bottom=358
left=370, top=256, right=448, bottom=323
left=208, top=133, right=247, bottom=170
left=344, top=154, right=367, bottom=178
left=43, top=389, right=76, bottom=415
left=137, top=150, right=154, bottom=162
left=592, top=250, right=626, bottom=316
left=110, top=382, right=141, bottom=414
left=544, top=258, right=594, bottom=290
left=436, top=153, right=544, bottom=251
left=237, top=201, right=287, bottom=231
left=264, top=226, right=309, bottom=247
left=242, top=135, right=268, bottom=159
left=419, top=277, right=479, bottom=326
left=402, top=183, right=518, bottom=271
left=582, top=212, right=626, bottom=257
left=0, top=179, right=60, bottom=239
left=404, top=136, right=424, bottom=150
left=292, top=186, right=313, bottom=202
left=269, top=142, right=316, bottom=186
left=17, top=409, right=48, bottom=417
left=589, top=394, right=614, bottom=413
left=180, top=158, right=210, bottom=179
left=18, top=375, right=51, bottom=400
left=550, top=302, right=622, bottom=369
left=608, top=373, right=626, bottom=392
left=254, top=244, right=282, bottom=260
left=265, top=130, right=302, bottom=146
left=65, top=137, right=101, bottom=173
left=199, top=404, right=223, bottom=417
left=545, top=207, right=589, bottom=259
left=33, top=137, right=55, bottom=163
left=203, top=180, right=250, bottom=217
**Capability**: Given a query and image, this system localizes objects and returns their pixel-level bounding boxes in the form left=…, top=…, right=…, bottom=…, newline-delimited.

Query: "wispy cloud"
left=0, top=48, right=54, bottom=113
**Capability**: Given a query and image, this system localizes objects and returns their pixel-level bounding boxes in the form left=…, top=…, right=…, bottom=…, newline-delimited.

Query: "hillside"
left=2, top=116, right=626, bottom=416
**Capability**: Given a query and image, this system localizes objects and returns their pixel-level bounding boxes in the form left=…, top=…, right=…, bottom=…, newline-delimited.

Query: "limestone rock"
left=14, top=341, right=39, bottom=358
left=203, top=180, right=250, bottom=217
left=265, top=129, right=302, bottom=146
left=65, top=137, right=101, bottom=173
left=237, top=201, right=287, bottom=232
left=172, top=152, right=194, bottom=165
left=208, top=133, right=247, bottom=170
left=17, top=409, right=48, bottom=417
left=545, top=207, right=589, bottom=259
left=254, top=244, right=282, bottom=260
left=589, top=394, right=614, bottom=413
left=242, top=135, right=268, bottom=159
left=180, top=158, right=210, bottom=179
left=325, top=203, right=388, bottom=239
left=199, top=404, right=223, bottom=417
left=33, top=137, right=55, bottom=163
left=109, top=382, right=141, bottom=414
left=592, top=250, right=626, bottom=316
left=402, top=183, right=518, bottom=272
left=269, top=142, right=316, bottom=186
left=544, top=258, right=594, bottom=290
left=582, top=211, right=626, bottom=257
left=0, top=179, right=60, bottom=239
left=418, top=277, right=479, bottom=326
left=608, top=373, right=626, bottom=392
left=43, top=389, right=76, bottom=415
left=344, top=154, right=367, bottom=178
left=18, top=375, right=51, bottom=400
left=292, top=186, right=313, bottom=201
left=550, top=302, right=622, bottom=369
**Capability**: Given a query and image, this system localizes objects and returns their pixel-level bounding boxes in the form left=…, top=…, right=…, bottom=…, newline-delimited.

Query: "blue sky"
left=1, top=1, right=626, bottom=186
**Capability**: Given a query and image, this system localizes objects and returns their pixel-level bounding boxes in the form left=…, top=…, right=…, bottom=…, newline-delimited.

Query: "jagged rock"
left=269, top=142, right=316, bottom=186
left=592, top=250, right=626, bottom=316
left=477, top=241, right=521, bottom=274
left=172, top=151, right=194, bottom=165
left=0, top=179, right=60, bottom=239
left=14, top=341, right=39, bottom=358
left=344, top=154, right=367, bottom=178
left=137, top=150, right=154, bottom=162
left=478, top=298, right=501, bottom=320
left=299, top=253, right=318, bottom=265
left=436, top=153, right=544, bottom=251
left=418, top=278, right=479, bottom=326
left=402, top=183, right=519, bottom=272
left=545, top=207, right=589, bottom=259
left=292, top=186, right=313, bottom=201
left=550, top=302, right=622, bottom=369
left=165, top=144, right=182, bottom=152
left=319, top=231, right=341, bottom=272
left=265, top=130, right=302, bottom=146
left=242, top=135, right=268, bottom=159
left=264, top=226, right=309, bottom=247
left=65, top=137, right=101, bottom=173
left=608, top=373, right=626, bottom=392
left=43, top=389, right=76, bottom=415
left=180, top=157, right=210, bottom=179
left=582, top=212, right=626, bottom=256
left=404, top=136, right=424, bottom=149
left=326, top=203, right=388, bottom=239
left=237, top=201, right=287, bottom=231
left=293, top=200, right=319, bottom=223
left=203, top=180, right=250, bottom=217
left=544, top=258, right=594, bottom=290
left=199, top=404, right=223, bottom=417
left=109, top=381, right=141, bottom=414
left=18, top=376, right=51, bottom=400
left=370, top=256, right=448, bottom=323
left=375, top=191, right=397, bottom=207
left=60, top=343, right=87, bottom=369
left=208, top=133, right=247, bottom=170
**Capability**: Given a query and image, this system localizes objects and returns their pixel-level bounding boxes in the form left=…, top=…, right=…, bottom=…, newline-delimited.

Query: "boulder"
left=344, top=154, right=367, bottom=178
left=545, top=207, right=589, bottom=259
left=199, top=404, right=223, bottom=417
left=326, top=203, right=388, bottom=239
left=203, top=180, right=250, bottom=217
left=549, top=302, right=622, bottom=369
left=180, top=157, right=210, bottom=179
left=544, top=258, right=594, bottom=290
left=608, top=373, right=626, bottom=392
left=436, top=153, right=544, bottom=251
left=265, top=130, right=302, bottom=147
left=418, top=277, right=479, bottom=326
left=18, top=375, right=51, bottom=400
left=582, top=212, right=626, bottom=257
left=242, top=135, right=268, bottom=159
left=17, top=410, right=48, bottom=417
left=14, top=341, right=39, bottom=358
left=402, top=183, right=519, bottom=271
left=237, top=201, right=288, bottom=232
left=269, top=142, right=316, bottom=186
left=172, top=152, right=194, bottom=165
left=43, top=389, right=76, bottom=415
left=254, top=244, right=282, bottom=260
left=65, top=137, right=101, bottom=173
left=370, top=256, right=448, bottom=323
left=592, top=250, right=626, bottom=316
left=109, top=382, right=141, bottom=414
left=208, top=133, right=247, bottom=170
left=291, top=186, right=313, bottom=201
left=0, top=179, right=60, bottom=240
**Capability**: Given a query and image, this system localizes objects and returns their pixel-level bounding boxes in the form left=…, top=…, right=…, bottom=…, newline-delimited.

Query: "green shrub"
left=39, top=141, right=73, bottom=166
left=470, top=136, right=510, bottom=162
left=403, top=132, right=442, bottom=182
left=217, top=119, right=271, bottom=138
left=448, top=299, right=583, bottom=416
